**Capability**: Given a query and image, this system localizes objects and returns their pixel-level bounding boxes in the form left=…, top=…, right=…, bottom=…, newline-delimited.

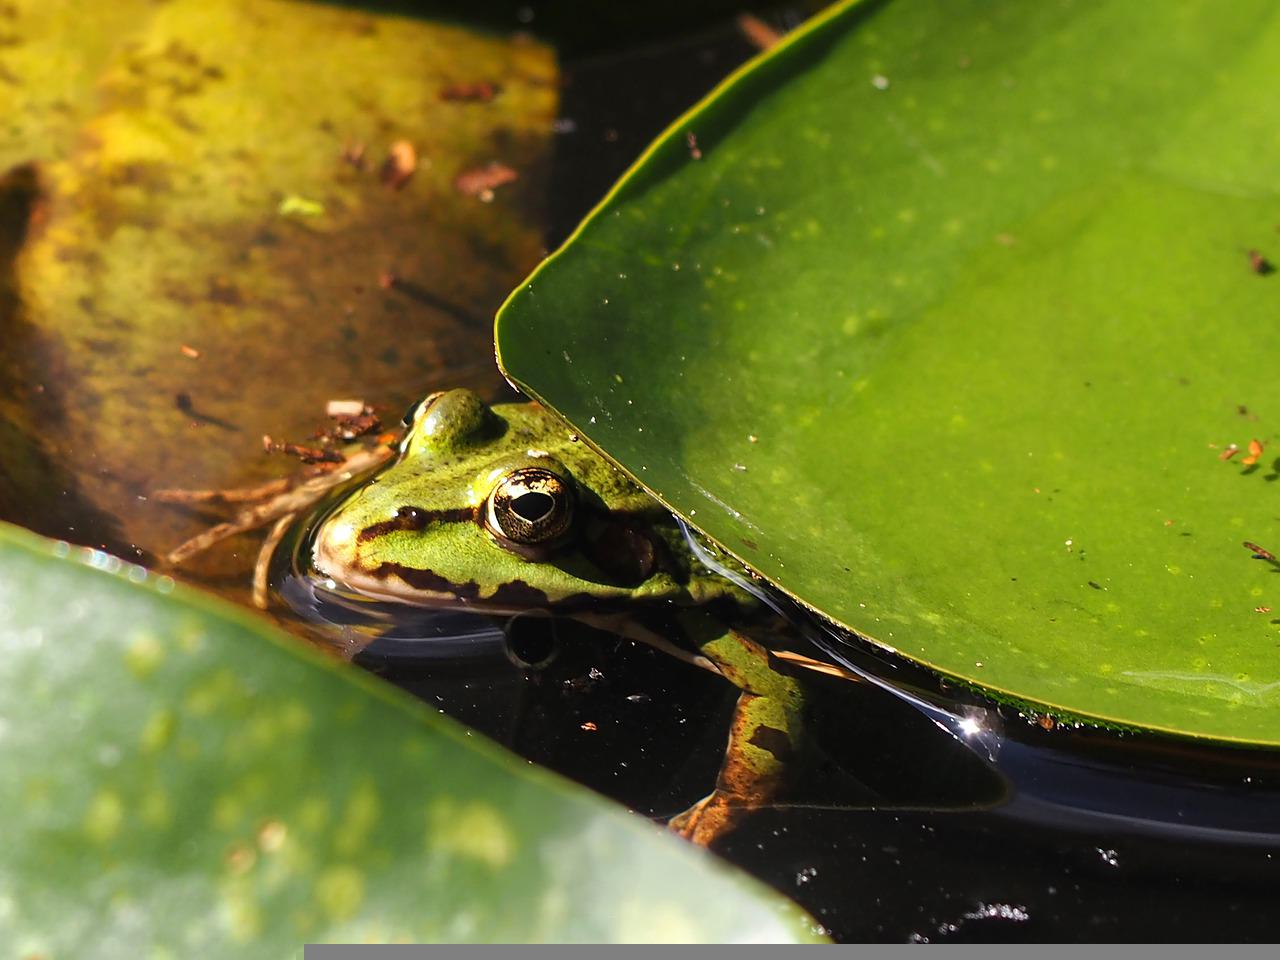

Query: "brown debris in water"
left=314, top=404, right=381, bottom=442
left=340, top=141, right=367, bottom=171
left=262, top=435, right=344, bottom=464
left=156, top=443, right=396, bottom=604
left=381, top=140, right=417, bottom=190
left=440, top=80, right=501, bottom=102
left=453, top=161, right=518, bottom=201
left=736, top=12, right=782, bottom=50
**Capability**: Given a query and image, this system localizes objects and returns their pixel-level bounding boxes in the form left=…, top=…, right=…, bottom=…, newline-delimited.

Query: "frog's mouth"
left=311, top=516, right=565, bottom=614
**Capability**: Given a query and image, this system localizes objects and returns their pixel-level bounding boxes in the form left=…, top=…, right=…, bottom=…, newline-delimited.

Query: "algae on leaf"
left=0, top=0, right=555, bottom=572
left=497, top=0, right=1280, bottom=744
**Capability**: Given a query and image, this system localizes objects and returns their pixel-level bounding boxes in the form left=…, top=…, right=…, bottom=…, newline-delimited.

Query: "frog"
left=309, top=387, right=808, bottom=845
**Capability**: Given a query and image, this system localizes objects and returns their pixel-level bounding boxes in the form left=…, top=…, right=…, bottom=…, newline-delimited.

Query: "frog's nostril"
left=511, top=491, right=554, bottom=523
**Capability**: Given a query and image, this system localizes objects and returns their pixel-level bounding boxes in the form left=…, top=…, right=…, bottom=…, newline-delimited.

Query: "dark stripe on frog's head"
left=357, top=506, right=477, bottom=543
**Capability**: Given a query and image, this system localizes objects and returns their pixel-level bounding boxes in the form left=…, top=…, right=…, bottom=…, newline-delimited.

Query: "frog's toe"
left=667, top=792, right=746, bottom=847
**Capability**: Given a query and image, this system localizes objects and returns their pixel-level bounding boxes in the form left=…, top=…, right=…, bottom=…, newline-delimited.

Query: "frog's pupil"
left=511, top=491, right=555, bottom=523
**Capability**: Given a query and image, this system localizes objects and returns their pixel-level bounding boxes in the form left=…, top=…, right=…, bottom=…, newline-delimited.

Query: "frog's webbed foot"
left=153, top=444, right=393, bottom=607
left=667, top=794, right=724, bottom=845
left=669, top=687, right=800, bottom=845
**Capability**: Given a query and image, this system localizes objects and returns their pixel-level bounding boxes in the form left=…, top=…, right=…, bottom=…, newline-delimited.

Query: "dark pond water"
left=7, top=2, right=1280, bottom=943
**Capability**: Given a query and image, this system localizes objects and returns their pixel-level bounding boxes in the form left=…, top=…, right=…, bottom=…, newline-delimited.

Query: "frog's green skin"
left=312, top=388, right=804, bottom=844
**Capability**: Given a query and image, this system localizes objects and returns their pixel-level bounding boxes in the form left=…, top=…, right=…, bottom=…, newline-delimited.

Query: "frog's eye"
left=485, top=467, right=574, bottom=548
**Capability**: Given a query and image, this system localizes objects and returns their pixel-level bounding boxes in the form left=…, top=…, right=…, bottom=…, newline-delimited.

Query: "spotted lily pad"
left=0, top=522, right=824, bottom=949
left=496, top=0, right=1280, bottom=743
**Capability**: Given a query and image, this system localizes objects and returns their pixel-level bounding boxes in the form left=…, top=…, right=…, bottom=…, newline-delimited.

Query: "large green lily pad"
left=0, top=521, right=823, bottom=949
left=496, top=0, right=1280, bottom=743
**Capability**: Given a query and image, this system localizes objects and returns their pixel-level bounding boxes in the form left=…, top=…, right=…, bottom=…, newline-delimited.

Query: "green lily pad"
left=496, top=0, right=1280, bottom=743
left=0, top=522, right=824, bottom=949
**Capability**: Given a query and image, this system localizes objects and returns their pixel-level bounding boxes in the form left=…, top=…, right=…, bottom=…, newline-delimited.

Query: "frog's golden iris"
left=484, top=466, right=574, bottom=549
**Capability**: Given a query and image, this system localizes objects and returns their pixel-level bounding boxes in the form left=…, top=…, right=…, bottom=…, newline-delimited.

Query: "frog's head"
left=311, top=388, right=684, bottom=610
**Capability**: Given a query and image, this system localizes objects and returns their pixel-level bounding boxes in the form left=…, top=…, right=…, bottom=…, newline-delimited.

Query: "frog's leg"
left=666, top=609, right=804, bottom=846
left=575, top=607, right=806, bottom=846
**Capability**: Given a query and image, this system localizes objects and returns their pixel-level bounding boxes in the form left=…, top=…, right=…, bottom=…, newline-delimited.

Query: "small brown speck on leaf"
left=1219, top=443, right=1240, bottom=460
left=1248, top=249, right=1275, bottom=275
left=1242, top=438, right=1264, bottom=466
left=179, top=344, right=200, bottom=359
left=686, top=131, right=702, bottom=160
left=1244, top=540, right=1277, bottom=561
left=1256, top=606, right=1272, bottom=614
